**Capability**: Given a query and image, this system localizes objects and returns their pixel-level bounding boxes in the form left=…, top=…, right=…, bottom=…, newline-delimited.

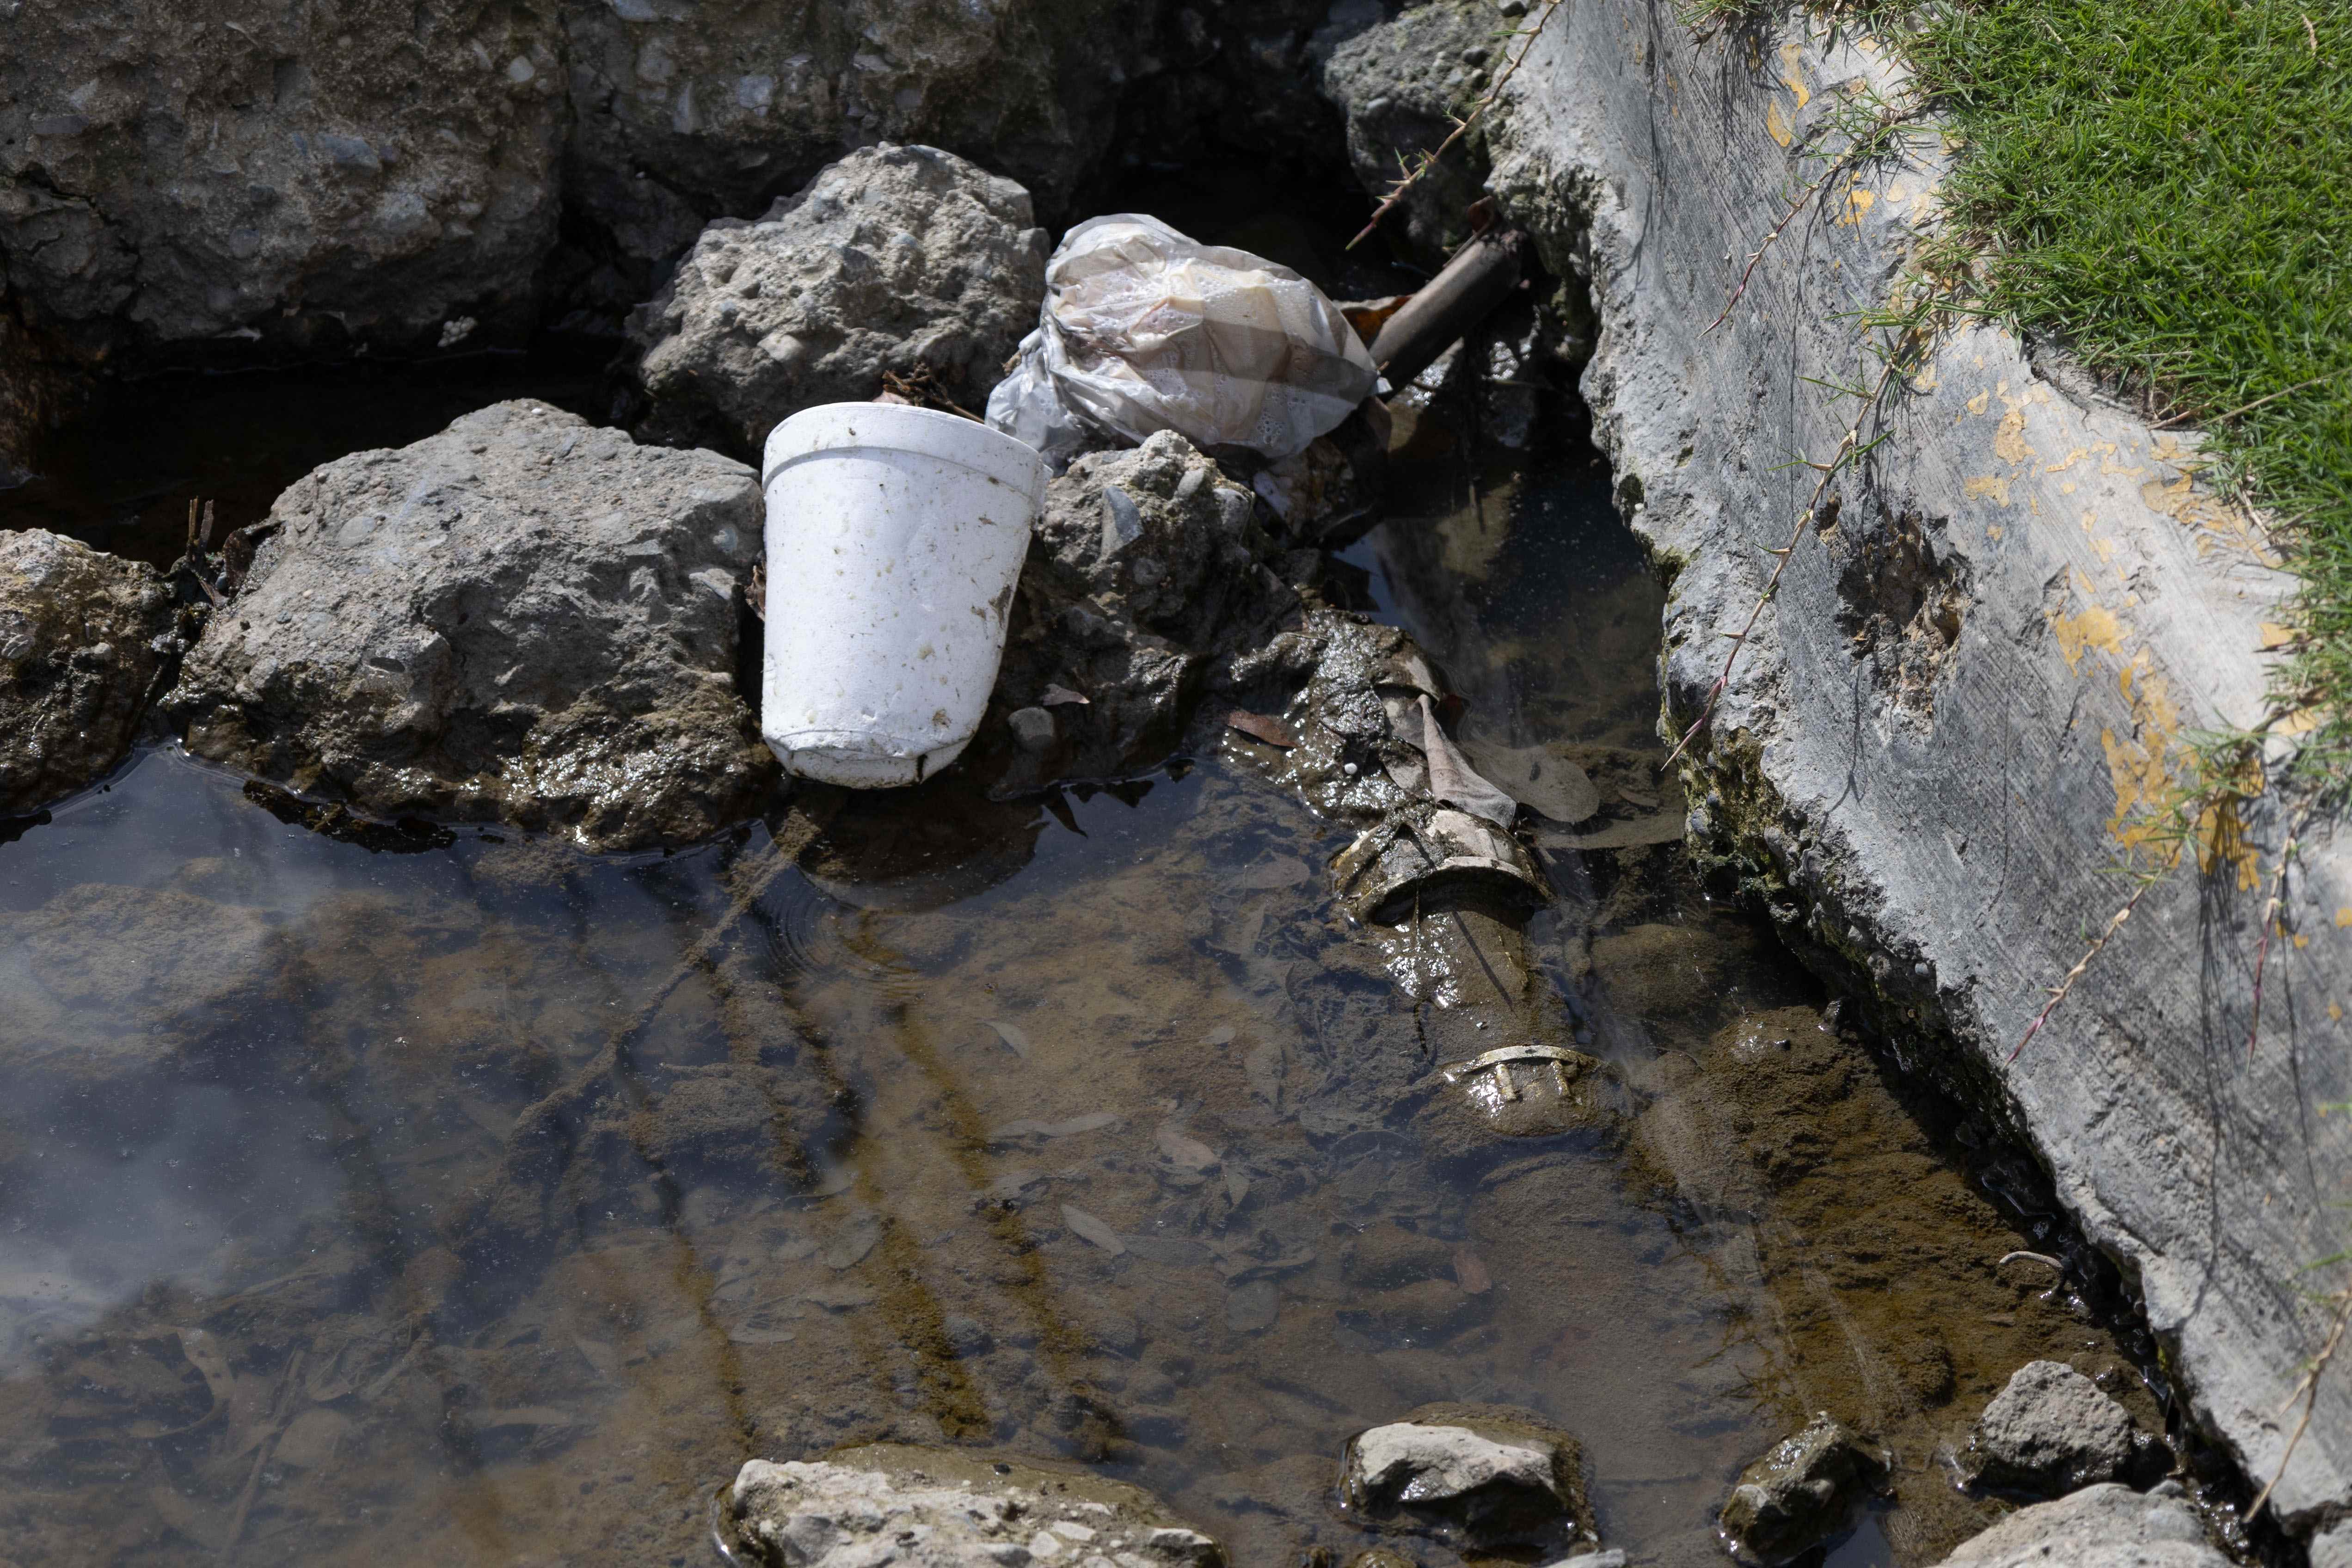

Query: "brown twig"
left=1662, top=350, right=1908, bottom=769
left=2149, top=369, right=2344, bottom=430
left=2244, top=803, right=2313, bottom=1059
left=2251, top=1283, right=2352, bottom=1517
left=2008, top=875, right=2156, bottom=1063
left=1348, top=0, right=1565, bottom=249
left=1705, top=103, right=1913, bottom=335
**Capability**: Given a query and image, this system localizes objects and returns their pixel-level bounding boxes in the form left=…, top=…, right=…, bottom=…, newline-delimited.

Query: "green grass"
left=1899, top=0, right=2352, bottom=765
left=1681, top=0, right=2352, bottom=770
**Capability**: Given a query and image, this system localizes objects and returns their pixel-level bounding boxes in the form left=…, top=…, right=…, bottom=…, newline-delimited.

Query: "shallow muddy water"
left=0, top=364, right=2168, bottom=1568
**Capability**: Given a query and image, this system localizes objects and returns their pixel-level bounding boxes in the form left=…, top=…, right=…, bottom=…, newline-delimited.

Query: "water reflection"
left=0, top=399, right=2157, bottom=1568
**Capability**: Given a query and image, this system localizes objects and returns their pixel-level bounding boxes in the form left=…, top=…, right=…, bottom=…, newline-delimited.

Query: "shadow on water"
left=0, top=363, right=2164, bottom=1568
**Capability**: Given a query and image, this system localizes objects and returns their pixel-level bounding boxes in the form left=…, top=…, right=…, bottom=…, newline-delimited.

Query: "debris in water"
left=1062, top=1205, right=1126, bottom=1254
left=1454, top=1246, right=1492, bottom=1295
left=1041, top=684, right=1091, bottom=706
left=1417, top=695, right=1517, bottom=828
left=1202, top=1025, right=1237, bottom=1047
left=1224, top=1168, right=1252, bottom=1207
left=823, top=1218, right=884, bottom=1270
left=988, top=1020, right=1033, bottom=1059
left=1461, top=738, right=1599, bottom=824
left=989, top=1112, right=1121, bottom=1142
left=1155, top=1122, right=1221, bottom=1171
left=1228, top=709, right=1299, bottom=750
left=1226, top=1278, right=1280, bottom=1332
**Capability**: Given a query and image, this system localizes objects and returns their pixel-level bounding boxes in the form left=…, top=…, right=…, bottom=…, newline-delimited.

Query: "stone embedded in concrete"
left=723, top=1443, right=1227, bottom=1568
left=1485, top=0, right=2352, bottom=1520
left=1960, top=1359, right=2162, bottom=1494
left=627, top=143, right=1047, bottom=457
left=0, top=529, right=178, bottom=814
left=1930, top=1482, right=2226, bottom=1568
left=165, top=400, right=772, bottom=850
left=1716, top=1413, right=1884, bottom=1567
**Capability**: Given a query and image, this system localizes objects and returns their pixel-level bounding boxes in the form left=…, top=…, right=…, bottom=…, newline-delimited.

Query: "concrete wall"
left=1487, top=0, right=2351, bottom=1531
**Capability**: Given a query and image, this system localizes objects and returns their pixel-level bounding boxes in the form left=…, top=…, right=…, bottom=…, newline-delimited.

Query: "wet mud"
left=0, top=373, right=2172, bottom=1568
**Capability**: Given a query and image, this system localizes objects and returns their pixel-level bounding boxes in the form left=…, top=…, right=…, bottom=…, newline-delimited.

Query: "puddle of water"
left=0, top=369, right=2163, bottom=1568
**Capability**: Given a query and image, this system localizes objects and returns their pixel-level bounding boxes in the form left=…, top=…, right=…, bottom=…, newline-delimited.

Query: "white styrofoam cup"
left=759, top=402, right=1047, bottom=788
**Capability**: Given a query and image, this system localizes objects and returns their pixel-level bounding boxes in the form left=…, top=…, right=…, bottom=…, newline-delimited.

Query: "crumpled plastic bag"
left=987, top=214, right=1379, bottom=467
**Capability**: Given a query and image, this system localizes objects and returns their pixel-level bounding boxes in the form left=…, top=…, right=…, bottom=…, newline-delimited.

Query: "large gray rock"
left=722, top=1443, right=1226, bottom=1568
left=0, top=529, right=178, bottom=813
left=1340, top=1402, right=1597, bottom=1554
left=1716, top=1413, right=1884, bottom=1567
left=165, top=400, right=772, bottom=850
left=1311, top=0, right=1495, bottom=264
left=2310, top=1518, right=2352, bottom=1568
left=1487, top=0, right=2352, bottom=1522
left=978, top=430, right=1294, bottom=790
left=1960, top=1360, right=2163, bottom=1494
left=0, top=0, right=565, bottom=360
left=1931, top=1483, right=2226, bottom=1568
left=628, top=144, right=1048, bottom=456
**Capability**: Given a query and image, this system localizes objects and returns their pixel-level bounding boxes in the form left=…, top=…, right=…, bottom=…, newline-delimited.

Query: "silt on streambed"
left=0, top=362, right=2171, bottom=1567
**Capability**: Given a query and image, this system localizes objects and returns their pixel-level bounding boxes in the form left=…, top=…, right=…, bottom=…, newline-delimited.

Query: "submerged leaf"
left=988, top=1020, right=1032, bottom=1059
left=1155, top=1122, right=1221, bottom=1171
left=1062, top=1205, right=1127, bottom=1254
left=1227, top=709, right=1299, bottom=749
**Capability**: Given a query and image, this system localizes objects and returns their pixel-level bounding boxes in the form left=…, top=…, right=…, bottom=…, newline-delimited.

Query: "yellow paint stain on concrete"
left=2331, top=1002, right=2344, bottom=1022
left=2337, top=906, right=2352, bottom=928
left=2296, top=933, right=2310, bottom=949
left=2051, top=601, right=2125, bottom=672
left=1994, top=408, right=2031, bottom=464
left=2046, top=448, right=2086, bottom=473
left=1885, top=182, right=1910, bottom=203
left=2090, top=535, right=2118, bottom=566
left=2061, top=480, right=2077, bottom=495
left=1765, top=98, right=1793, bottom=147
left=2276, top=707, right=2322, bottom=736
left=1987, top=524, right=2004, bottom=541
left=1836, top=187, right=1875, bottom=226
left=1963, top=474, right=2014, bottom=507
left=1966, top=390, right=1990, bottom=416
left=2197, top=791, right=2264, bottom=891
left=2260, top=623, right=2296, bottom=650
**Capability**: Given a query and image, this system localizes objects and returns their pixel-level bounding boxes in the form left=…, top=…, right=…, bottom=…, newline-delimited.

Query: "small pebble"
left=1342, top=761, right=1359, bottom=776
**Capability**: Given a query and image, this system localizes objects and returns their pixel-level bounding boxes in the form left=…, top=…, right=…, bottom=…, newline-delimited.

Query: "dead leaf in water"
left=1041, top=684, right=1091, bottom=706
left=1155, top=1122, right=1221, bottom=1171
left=1461, top=738, right=1601, bottom=825
left=989, top=1112, right=1120, bottom=1142
left=1202, top=1025, right=1237, bottom=1047
left=1227, top=709, right=1298, bottom=749
left=988, top=1020, right=1032, bottom=1059
left=1233, top=856, right=1310, bottom=890
left=1453, top=1246, right=1492, bottom=1295
left=1061, top=1205, right=1126, bottom=1254
left=823, top=1217, right=883, bottom=1270
left=1224, top=1167, right=1252, bottom=1206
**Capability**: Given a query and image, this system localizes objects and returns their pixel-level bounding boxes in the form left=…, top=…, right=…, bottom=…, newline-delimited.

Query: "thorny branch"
left=2007, top=874, right=2157, bottom=1063
left=2243, top=801, right=2314, bottom=1059
left=1348, top=0, right=1566, bottom=250
left=1662, top=338, right=1916, bottom=770
left=2251, top=1280, right=2352, bottom=1517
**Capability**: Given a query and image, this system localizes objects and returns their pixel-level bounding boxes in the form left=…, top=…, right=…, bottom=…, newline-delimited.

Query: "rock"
left=1959, top=1360, right=2166, bottom=1494
left=1311, top=0, right=1496, bottom=265
left=2310, top=1518, right=2352, bottom=1568
left=1341, top=1402, right=1597, bottom=1554
left=977, top=430, right=1295, bottom=791
left=0, top=882, right=278, bottom=1099
left=0, top=0, right=564, bottom=360
left=165, top=401, right=773, bottom=850
left=1716, top=1413, right=1885, bottom=1567
left=722, top=1442, right=1227, bottom=1568
left=628, top=144, right=1048, bottom=457
left=0, top=530, right=178, bottom=813
left=1931, top=1482, right=2226, bottom=1568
